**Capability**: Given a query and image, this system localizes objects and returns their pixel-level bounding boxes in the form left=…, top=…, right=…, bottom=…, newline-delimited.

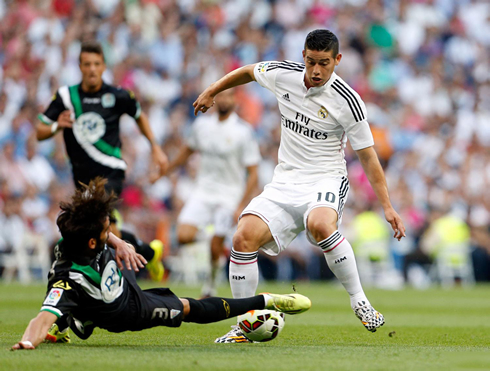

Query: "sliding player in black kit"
left=11, top=178, right=311, bottom=350
left=36, top=41, right=166, bottom=281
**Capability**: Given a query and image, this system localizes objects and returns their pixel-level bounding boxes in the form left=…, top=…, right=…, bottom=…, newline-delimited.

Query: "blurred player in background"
left=11, top=178, right=311, bottom=350
left=194, top=29, right=406, bottom=343
left=36, top=41, right=166, bottom=281
left=162, top=89, right=260, bottom=297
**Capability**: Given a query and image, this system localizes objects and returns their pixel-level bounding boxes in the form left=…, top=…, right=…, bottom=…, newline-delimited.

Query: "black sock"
left=55, top=316, right=69, bottom=332
left=67, top=315, right=95, bottom=340
left=183, top=296, right=265, bottom=324
left=120, top=230, right=155, bottom=261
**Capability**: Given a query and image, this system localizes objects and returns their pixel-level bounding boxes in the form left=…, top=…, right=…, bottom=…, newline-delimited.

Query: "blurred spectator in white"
left=19, top=135, right=55, bottom=193
left=0, top=195, right=30, bottom=283
left=0, top=141, right=30, bottom=195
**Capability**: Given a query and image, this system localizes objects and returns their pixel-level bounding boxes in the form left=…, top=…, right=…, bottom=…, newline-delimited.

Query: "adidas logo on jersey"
left=282, top=93, right=290, bottom=102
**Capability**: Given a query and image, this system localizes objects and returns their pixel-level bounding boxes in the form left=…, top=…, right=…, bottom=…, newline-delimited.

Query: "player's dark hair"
left=57, top=177, right=118, bottom=257
left=79, top=41, right=105, bottom=62
left=304, top=29, right=339, bottom=57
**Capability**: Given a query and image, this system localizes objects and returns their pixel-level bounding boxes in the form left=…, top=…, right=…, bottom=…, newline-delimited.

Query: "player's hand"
left=57, top=110, right=74, bottom=129
left=384, top=207, right=406, bottom=241
left=113, top=240, right=147, bottom=271
left=149, top=144, right=169, bottom=183
left=193, top=90, right=215, bottom=116
left=11, top=341, right=35, bottom=350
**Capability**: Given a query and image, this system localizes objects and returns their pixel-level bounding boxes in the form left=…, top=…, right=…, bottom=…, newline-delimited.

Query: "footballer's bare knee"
left=232, top=230, right=259, bottom=253
left=232, top=214, right=272, bottom=253
left=307, top=207, right=338, bottom=242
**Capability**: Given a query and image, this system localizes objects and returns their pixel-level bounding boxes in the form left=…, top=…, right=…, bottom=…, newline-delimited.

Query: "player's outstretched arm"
left=11, top=311, right=57, bottom=350
left=355, top=146, right=406, bottom=240
left=135, top=112, right=169, bottom=179
left=193, top=64, right=256, bottom=116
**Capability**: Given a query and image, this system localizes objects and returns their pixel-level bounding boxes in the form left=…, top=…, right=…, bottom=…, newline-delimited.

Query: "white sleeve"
left=253, top=61, right=281, bottom=94
left=240, top=127, right=261, bottom=167
left=338, top=98, right=374, bottom=150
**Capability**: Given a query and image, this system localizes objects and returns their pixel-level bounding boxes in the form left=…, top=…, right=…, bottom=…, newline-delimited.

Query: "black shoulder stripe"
left=333, top=80, right=364, bottom=120
left=281, top=60, right=305, bottom=68
left=266, top=60, right=304, bottom=72
left=265, top=63, right=281, bottom=71
left=332, top=80, right=364, bottom=121
left=332, top=83, right=360, bottom=122
left=267, top=64, right=304, bottom=73
left=265, top=62, right=278, bottom=71
left=279, top=61, right=305, bottom=70
left=267, top=66, right=304, bottom=73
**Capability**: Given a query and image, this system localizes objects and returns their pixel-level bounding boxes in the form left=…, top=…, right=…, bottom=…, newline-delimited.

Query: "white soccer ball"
left=237, top=309, right=285, bottom=342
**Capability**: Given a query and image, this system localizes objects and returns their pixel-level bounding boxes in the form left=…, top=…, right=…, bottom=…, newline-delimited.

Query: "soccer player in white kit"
left=193, top=29, right=406, bottom=343
left=166, top=90, right=261, bottom=297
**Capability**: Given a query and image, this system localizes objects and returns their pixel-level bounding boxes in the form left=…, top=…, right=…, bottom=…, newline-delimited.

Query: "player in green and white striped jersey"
left=36, top=41, right=166, bottom=281
left=11, top=178, right=311, bottom=350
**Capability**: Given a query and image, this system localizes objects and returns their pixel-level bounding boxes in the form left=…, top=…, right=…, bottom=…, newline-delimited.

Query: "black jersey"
left=41, top=243, right=183, bottom=334
left=38, top=83, right=140, bottom=186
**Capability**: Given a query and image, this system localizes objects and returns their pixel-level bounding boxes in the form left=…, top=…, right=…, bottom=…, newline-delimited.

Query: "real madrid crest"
left=101, top=93, right=116, bottom=108
left=318, top=105, right=328, bottom=119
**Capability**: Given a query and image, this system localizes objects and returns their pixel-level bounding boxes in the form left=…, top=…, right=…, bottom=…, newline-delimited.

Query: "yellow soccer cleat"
left=147, top=239, right=164, bottom=282
left=263, top=293, right=312, bottom=315
left=44, top=323, right=71, bottom=343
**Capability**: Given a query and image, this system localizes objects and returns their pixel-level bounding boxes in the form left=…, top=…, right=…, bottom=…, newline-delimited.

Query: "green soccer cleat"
left=147, top=239, right=164, bottom=282
left=263, top=293, right=312, bottom=315
left=44, top=323, right=71, bottom=343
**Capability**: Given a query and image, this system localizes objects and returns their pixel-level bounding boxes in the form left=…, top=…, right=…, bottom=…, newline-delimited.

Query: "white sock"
left=319, top=231, right=369, bottom=309
left=262, top=293, right=273, bottom=308
left=229, top=248, right=259, bottom=298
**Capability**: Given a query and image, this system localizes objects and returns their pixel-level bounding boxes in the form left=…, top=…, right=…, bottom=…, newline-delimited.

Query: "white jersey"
left=187, top=112, right=261, bottom=208
left=254, top=61, right=374, bottom=183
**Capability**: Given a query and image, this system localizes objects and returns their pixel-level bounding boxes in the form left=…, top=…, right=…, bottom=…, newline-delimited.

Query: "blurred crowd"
left=0, top=0, right=489, bottom=286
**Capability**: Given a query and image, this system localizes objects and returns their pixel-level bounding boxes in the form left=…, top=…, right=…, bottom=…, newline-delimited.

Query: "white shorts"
left=241, top=176, right=349, bottom=255
left=178, top=194, right=235, bottom=237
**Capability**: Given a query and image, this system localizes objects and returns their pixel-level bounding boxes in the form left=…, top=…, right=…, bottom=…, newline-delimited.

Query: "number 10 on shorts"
left=317, top=192, right=336, bottom=203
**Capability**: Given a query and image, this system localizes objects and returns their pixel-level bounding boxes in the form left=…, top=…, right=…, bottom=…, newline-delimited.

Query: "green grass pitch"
left=1, top=281, right=490, bottom=371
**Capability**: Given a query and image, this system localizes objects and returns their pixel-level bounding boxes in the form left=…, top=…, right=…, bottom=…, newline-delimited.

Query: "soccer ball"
left=238, top=309, right=285, bottom=342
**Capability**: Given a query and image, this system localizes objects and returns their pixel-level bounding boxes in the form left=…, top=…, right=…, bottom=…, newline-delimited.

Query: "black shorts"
left=104, top=288, right=184, bottom=333
left=104, top=177, right=124, bottom=197
left=134, top=288, right=185, bottom=330
left=103, top=266, right=185, bottom=333
left=73, top=171, right=125, bottom=197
